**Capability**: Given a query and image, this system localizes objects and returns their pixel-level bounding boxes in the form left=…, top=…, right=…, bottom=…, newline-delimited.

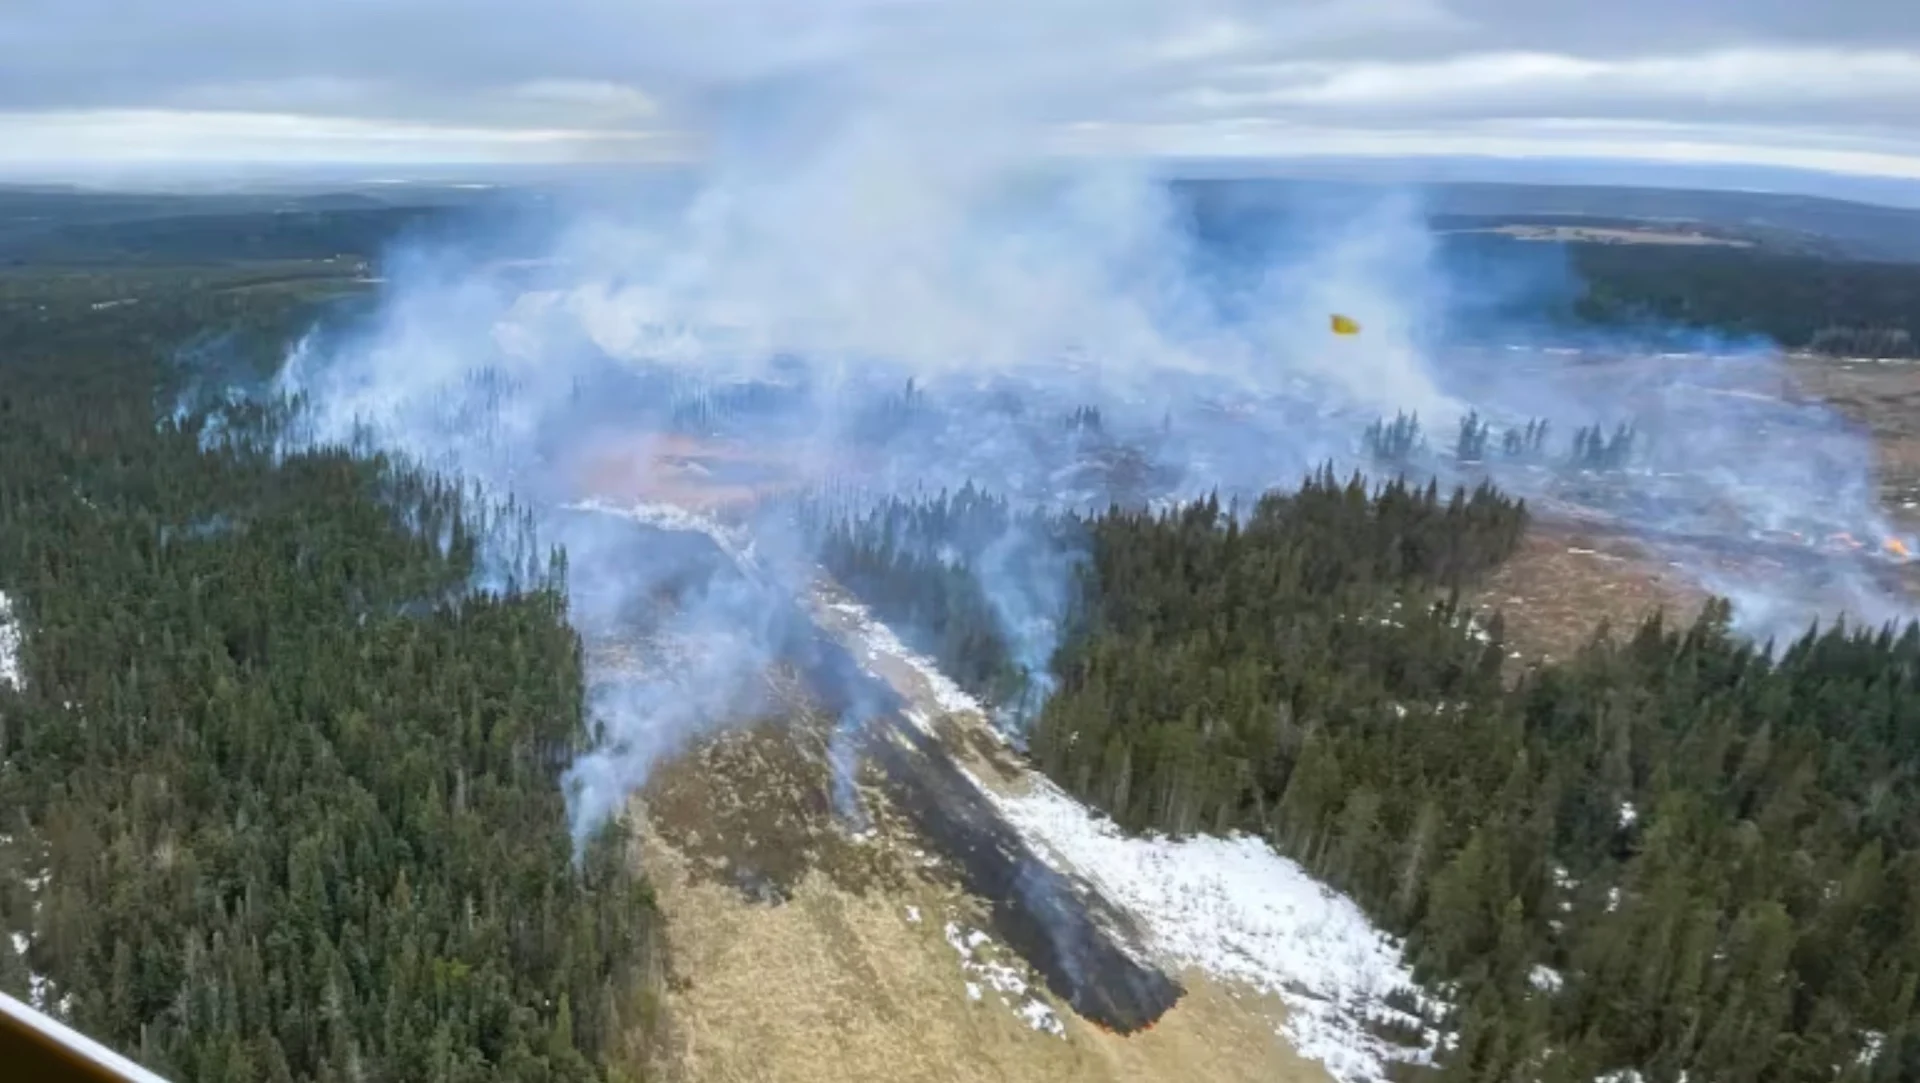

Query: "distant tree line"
left=1564, top=244, right=1920, bottom=356
left=1365, top=412, right=1638, bottom=474
left=798, top=484, right=1072, bottom=709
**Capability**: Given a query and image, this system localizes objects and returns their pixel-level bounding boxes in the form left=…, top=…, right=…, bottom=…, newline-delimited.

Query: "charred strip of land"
left=595, top=513, right=1185, bottom=1034
left=787, top=626, right=1185, bottom=1034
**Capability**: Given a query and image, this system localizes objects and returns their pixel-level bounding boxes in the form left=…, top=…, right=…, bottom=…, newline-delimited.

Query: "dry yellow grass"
left=1469, top=528, right=1707, bottom=664
left=625, top=611, right=1333, bottom=1083
left=635, top=809, right=1331, bottom=1083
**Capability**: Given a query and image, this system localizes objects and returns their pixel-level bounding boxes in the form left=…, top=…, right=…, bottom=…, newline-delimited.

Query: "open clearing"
left=633, top=712, right=1332, bottom=1083
left=1467, top=525, right=1705, bottom=663
left=1459, top=352, right=1920, bottom=661
left=1790, top=354, right=1920, bottom=532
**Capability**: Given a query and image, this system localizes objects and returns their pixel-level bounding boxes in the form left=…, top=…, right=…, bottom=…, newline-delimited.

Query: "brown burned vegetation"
left=1470, top=526, right=1706, bottom=664
left=641, top=710, right=916, bottom=903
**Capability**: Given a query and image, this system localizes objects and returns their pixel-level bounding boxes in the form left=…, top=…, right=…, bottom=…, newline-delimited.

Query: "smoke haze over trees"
left=0, top=272, right=662, bottom=1082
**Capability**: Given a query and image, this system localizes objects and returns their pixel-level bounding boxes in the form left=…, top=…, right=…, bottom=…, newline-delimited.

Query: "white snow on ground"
left=0, top=591, right=20, bottom=690
left=1858, top=1031, right=1886, bottom=1067
left=1566, top=547, right=1625, bottom=563
left=27, top=971, right=56, bottom=1012
left=978, top=775, right=1444, bottom=1083
left=568, top=499, right=761, bottom=573
left=825, top=599, right=987, bottom=721
left=1530, top=965, right=1565, bottom=994
left=943, top=919, right=1067, bottom=1037
left=822, top=590, right=1448, bottom=1081
left=7, top=846, right=57, bottom=1015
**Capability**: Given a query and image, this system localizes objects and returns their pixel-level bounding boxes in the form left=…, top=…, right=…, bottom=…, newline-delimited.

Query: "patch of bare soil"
left=1469, top=527, right=1707, bottom=664
left=1788, top=355, right=1920, bottom=531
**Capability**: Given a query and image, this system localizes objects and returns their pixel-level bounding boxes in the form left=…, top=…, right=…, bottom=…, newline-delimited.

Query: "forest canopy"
left=0, top=273, right=662, bottom=1083
left=822, top=473, right=1920, bottom=1083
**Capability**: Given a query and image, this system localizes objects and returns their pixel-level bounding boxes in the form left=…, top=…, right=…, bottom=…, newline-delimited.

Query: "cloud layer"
left=5, top=0, right=1920, bottom=177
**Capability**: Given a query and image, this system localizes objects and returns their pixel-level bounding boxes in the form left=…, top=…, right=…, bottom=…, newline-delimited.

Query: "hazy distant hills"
left=0, top=188, right=502, bottom=265
left=1198, top=178, right=1920, bottom=263
left=1177, top=178, right=1920, bottom=263
left=7, top=175, right=1920, bottom=266
left=1423, top=181, right=1920, bottom=262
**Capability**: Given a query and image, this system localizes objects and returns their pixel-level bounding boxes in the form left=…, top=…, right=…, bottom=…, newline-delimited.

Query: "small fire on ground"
left=1756, top=529, right=1915, bottom=561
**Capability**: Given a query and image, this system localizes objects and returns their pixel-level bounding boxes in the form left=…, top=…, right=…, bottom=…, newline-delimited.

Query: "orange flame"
left=1888, top=538, right=1912, bottom=559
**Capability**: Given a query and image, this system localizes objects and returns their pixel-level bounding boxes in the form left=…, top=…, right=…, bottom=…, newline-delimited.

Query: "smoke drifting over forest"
left=268, top=0, right=1917, bottom=841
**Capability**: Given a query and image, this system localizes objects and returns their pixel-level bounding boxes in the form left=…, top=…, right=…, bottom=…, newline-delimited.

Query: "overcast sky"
left=3, top=0, right=1919, bottom=183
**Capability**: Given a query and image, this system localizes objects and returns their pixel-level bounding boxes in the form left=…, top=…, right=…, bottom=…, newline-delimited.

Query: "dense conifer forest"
left=9, top=193, right=1920, bottom=1083
left=1565, top=243, right=1920, bottom=355
left=805, top=484, right=1075, bottom=712
left=823, top=472, right=1920, bottom=1082
left=0, top=274, right=660, bottom=1082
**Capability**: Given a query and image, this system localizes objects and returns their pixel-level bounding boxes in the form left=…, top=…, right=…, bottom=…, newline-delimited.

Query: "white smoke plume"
left=268, top=0, right=1914, bottom=841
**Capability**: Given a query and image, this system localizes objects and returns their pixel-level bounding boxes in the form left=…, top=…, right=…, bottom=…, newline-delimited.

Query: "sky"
left=4, top=0, right=1920, bottom=186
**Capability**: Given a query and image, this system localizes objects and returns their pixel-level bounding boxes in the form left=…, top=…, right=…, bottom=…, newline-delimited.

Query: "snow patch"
left=977, top=775, right=1444, bottom=1082
left=942, top=919, right=1066, bottom=1037
left=0, top=592, right=20, bottom=690
left=1551, top=866, right=1578, bottom=914
left=1529, top=965, right=1564, bottom=994
left=28, top=971, right=55, bottom=1011
left=11, top=916, right=59, bottom=1018
left=826, top=599, right=987, bottom=721
left=567, top=498, right=761, bottom=574
left=1858, top=1030, right=1886, bottom=1067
